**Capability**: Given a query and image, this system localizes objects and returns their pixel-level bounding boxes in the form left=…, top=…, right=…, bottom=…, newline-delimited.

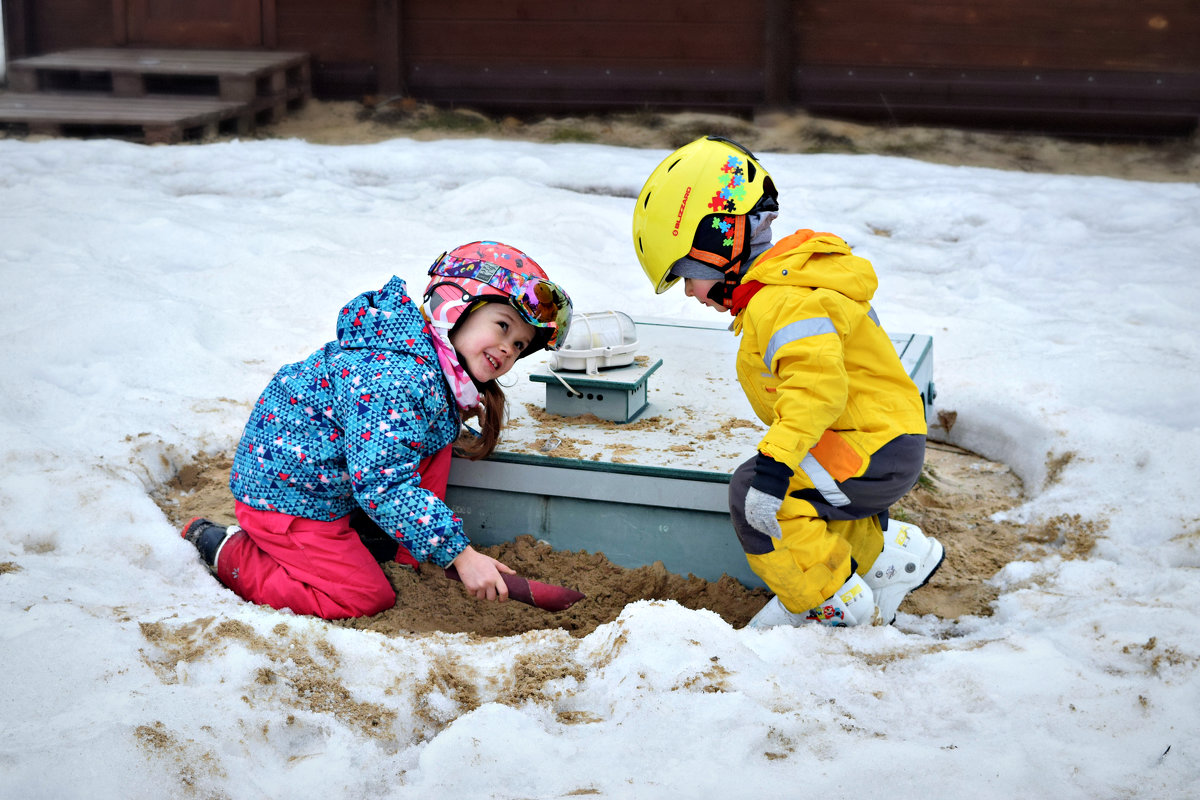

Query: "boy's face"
left=683, top=278, right=726, bottom=311
left=449, top=302, right=535, bottom=382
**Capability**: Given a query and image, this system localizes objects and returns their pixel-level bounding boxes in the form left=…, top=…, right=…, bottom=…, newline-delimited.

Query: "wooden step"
left=0, top=93, right=255, bottom=144
left=7, top=48, right=311, bottom=121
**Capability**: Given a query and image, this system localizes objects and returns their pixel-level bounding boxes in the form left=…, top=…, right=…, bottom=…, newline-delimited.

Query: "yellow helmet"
left=632, top=136, right=778, bottom=296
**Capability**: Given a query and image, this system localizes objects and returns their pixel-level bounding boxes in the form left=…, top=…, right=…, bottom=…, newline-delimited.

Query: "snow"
left=2, top=134, right=1198, bottom=798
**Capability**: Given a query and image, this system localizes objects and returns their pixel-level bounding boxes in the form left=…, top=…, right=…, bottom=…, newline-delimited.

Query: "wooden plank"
left=6, top=66, right=40, bottom=93
left=273, top=0, right=376, bottom=62
left=795, top=36, right=1197, bottom=72
left=793, top=21, right=1196, bottom=57
left=789, top=64, right=1200, bottom=135
left=0, top=93, right=248, bottom=124
left=262, top=0, right=278, bottom=48
left=406, top=63, right=762, bottom=111
left=793, top=67, right=1200, bottom=110
left=402, top=21, right=760, bottom=62
left=763, top=0, right=792, bottom=106
left=408, top=63, right=762, bottom=93
left=111, top=71, right=146, bottom=97
left=112, top=0, right=128, bottom=46
left=9, top=48, right=310, bottom=77
left=218, top=75, right=256, bottom=102
left=294, top=60, right=313, bottom=94
left=2, top=0, right=36, bottom=59
left=126, top=0, right=263, bottom=48
left=28, top=0, right=115, bottom=53
left=375, top=0, right=404, bottom=97
left=795, top=0, right=1200, bottom=71
left=402, top=0, right=753, bottom=23
left=5, top=49, right=313, bottom=106
left=0, top=92, right=258, bottom=143
left=800, top=0, right=1198, bottom=30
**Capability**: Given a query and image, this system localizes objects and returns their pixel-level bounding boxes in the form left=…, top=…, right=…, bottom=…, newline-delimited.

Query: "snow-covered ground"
left=1, top=135, right=1198, bottom=798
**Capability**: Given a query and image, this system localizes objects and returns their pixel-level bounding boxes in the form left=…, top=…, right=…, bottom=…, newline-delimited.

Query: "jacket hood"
left=335, top=276, right=436, bottom=359
left=744, top=230, right=878, bottom=302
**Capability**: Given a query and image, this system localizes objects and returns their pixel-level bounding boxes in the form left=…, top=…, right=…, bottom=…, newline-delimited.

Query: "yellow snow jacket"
left=732, top=229, right=927, bottom=480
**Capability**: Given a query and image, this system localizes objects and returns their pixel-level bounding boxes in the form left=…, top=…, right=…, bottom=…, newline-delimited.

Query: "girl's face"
left=449, top=302, right=537, bottom=382
left=683, top=277, right=726, bottom=311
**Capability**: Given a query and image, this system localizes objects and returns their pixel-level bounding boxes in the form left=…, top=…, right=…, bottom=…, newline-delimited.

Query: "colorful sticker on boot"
left=806, top=604, right=845, bottom=624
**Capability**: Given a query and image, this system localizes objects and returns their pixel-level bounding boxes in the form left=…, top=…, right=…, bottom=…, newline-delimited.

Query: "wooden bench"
left=0, top=48, right=312, bottom=143
left=7, top=48, right=311, bottom=122
left=0, top=93, right=254, bottom=144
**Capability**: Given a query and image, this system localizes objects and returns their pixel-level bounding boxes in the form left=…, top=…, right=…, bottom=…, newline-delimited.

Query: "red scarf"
left=728, top=280, right=765, bottom=314
left=726, top=230, right=835, bottom=314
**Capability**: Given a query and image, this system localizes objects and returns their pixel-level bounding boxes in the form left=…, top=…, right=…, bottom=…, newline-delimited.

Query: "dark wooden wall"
left=273, top=0, right=378, bottom=95
left=9, top=0, right=112, bottom=53
left=786, top=0, right=1200, bottom=133
left=795, top=1, right=1197, bottom=71
left=4, top=0, right=1199, bottom=135
left=396, top=1, right=766, bottom=109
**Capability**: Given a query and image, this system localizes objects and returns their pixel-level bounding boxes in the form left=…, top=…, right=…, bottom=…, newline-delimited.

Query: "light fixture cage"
left=549, top=310, right=639, bottom=374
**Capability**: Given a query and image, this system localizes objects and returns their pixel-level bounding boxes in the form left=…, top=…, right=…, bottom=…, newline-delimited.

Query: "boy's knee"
left=828, top=517, right=885, bottom=574
left=748, top=544, right=850, bottom=613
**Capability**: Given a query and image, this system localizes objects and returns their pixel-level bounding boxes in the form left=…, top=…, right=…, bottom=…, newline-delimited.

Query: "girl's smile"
left=449, top=302, right=537, bottom=382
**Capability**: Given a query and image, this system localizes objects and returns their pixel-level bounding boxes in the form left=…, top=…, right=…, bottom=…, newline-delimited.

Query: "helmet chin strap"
left=702, top=207, right=779, bottom=309
left=706, top=262, right=743, bottom=309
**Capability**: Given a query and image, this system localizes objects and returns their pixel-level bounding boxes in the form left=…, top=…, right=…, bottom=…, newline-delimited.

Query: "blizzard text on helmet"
left=672, top=186, right=691, bottom=237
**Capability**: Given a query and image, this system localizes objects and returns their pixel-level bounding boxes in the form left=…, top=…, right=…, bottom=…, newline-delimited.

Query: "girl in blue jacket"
left=180, top=241, right=572, bottom=619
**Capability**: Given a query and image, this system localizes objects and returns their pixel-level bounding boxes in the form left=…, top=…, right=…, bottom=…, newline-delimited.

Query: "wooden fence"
left=4, top=0, right=1198, bottom=135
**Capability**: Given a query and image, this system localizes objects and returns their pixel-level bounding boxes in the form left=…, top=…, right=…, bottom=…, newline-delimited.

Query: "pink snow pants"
left=215, top=446, right=452, bottom=619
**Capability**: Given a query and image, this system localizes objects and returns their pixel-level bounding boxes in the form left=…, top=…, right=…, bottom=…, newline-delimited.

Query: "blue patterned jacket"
left=229, top=277, right=468, bottom=566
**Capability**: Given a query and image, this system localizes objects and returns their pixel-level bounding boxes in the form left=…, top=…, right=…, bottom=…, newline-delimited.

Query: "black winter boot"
left=350, top=508, right=402, bottom=563
left=181, top=517, right=238, bottom=574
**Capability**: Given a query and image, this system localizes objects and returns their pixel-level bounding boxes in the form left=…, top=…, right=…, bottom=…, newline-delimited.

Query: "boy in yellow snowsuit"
left=632, top=136, right=944, bottom=627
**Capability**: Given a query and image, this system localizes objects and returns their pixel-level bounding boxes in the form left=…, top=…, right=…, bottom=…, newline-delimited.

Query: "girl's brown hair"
left=453, top=379, right=506, bottom=460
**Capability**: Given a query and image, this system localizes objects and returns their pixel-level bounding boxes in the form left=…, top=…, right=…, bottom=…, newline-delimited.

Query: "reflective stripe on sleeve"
left=799, top=453, right=852, bottom=507
left=762, top=317, right=836, bottom=371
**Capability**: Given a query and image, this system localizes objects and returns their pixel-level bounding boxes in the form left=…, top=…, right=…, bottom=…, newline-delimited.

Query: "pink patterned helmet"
left=423, top=241, right=572, bottom=358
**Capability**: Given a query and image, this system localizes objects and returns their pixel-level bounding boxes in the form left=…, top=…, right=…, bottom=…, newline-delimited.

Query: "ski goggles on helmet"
left=428, top=252, right=573, bottom=349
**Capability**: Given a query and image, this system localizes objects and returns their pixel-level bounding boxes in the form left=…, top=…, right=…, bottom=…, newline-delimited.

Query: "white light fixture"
left=549, top=311, right=639, bottom=375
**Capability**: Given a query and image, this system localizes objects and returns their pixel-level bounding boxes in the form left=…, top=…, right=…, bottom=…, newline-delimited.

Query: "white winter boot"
left=863, top=520, right=945, bottom=624
left=747, top=574, right=879, bottom=629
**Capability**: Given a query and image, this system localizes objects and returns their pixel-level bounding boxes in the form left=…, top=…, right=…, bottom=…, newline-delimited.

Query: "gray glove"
left=744, top=486, right=784, bottom=539
left=744, top=453, right=793, bottom=540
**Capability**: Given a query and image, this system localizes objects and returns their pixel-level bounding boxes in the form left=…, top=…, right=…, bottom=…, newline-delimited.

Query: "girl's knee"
left=341, top=569, right=396, bottom=617
left=356, top=586, right=396, bottom=617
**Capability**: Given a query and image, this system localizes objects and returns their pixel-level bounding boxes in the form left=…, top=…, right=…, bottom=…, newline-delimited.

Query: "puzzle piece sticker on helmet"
left=633, top=136, right=778, bottom=297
